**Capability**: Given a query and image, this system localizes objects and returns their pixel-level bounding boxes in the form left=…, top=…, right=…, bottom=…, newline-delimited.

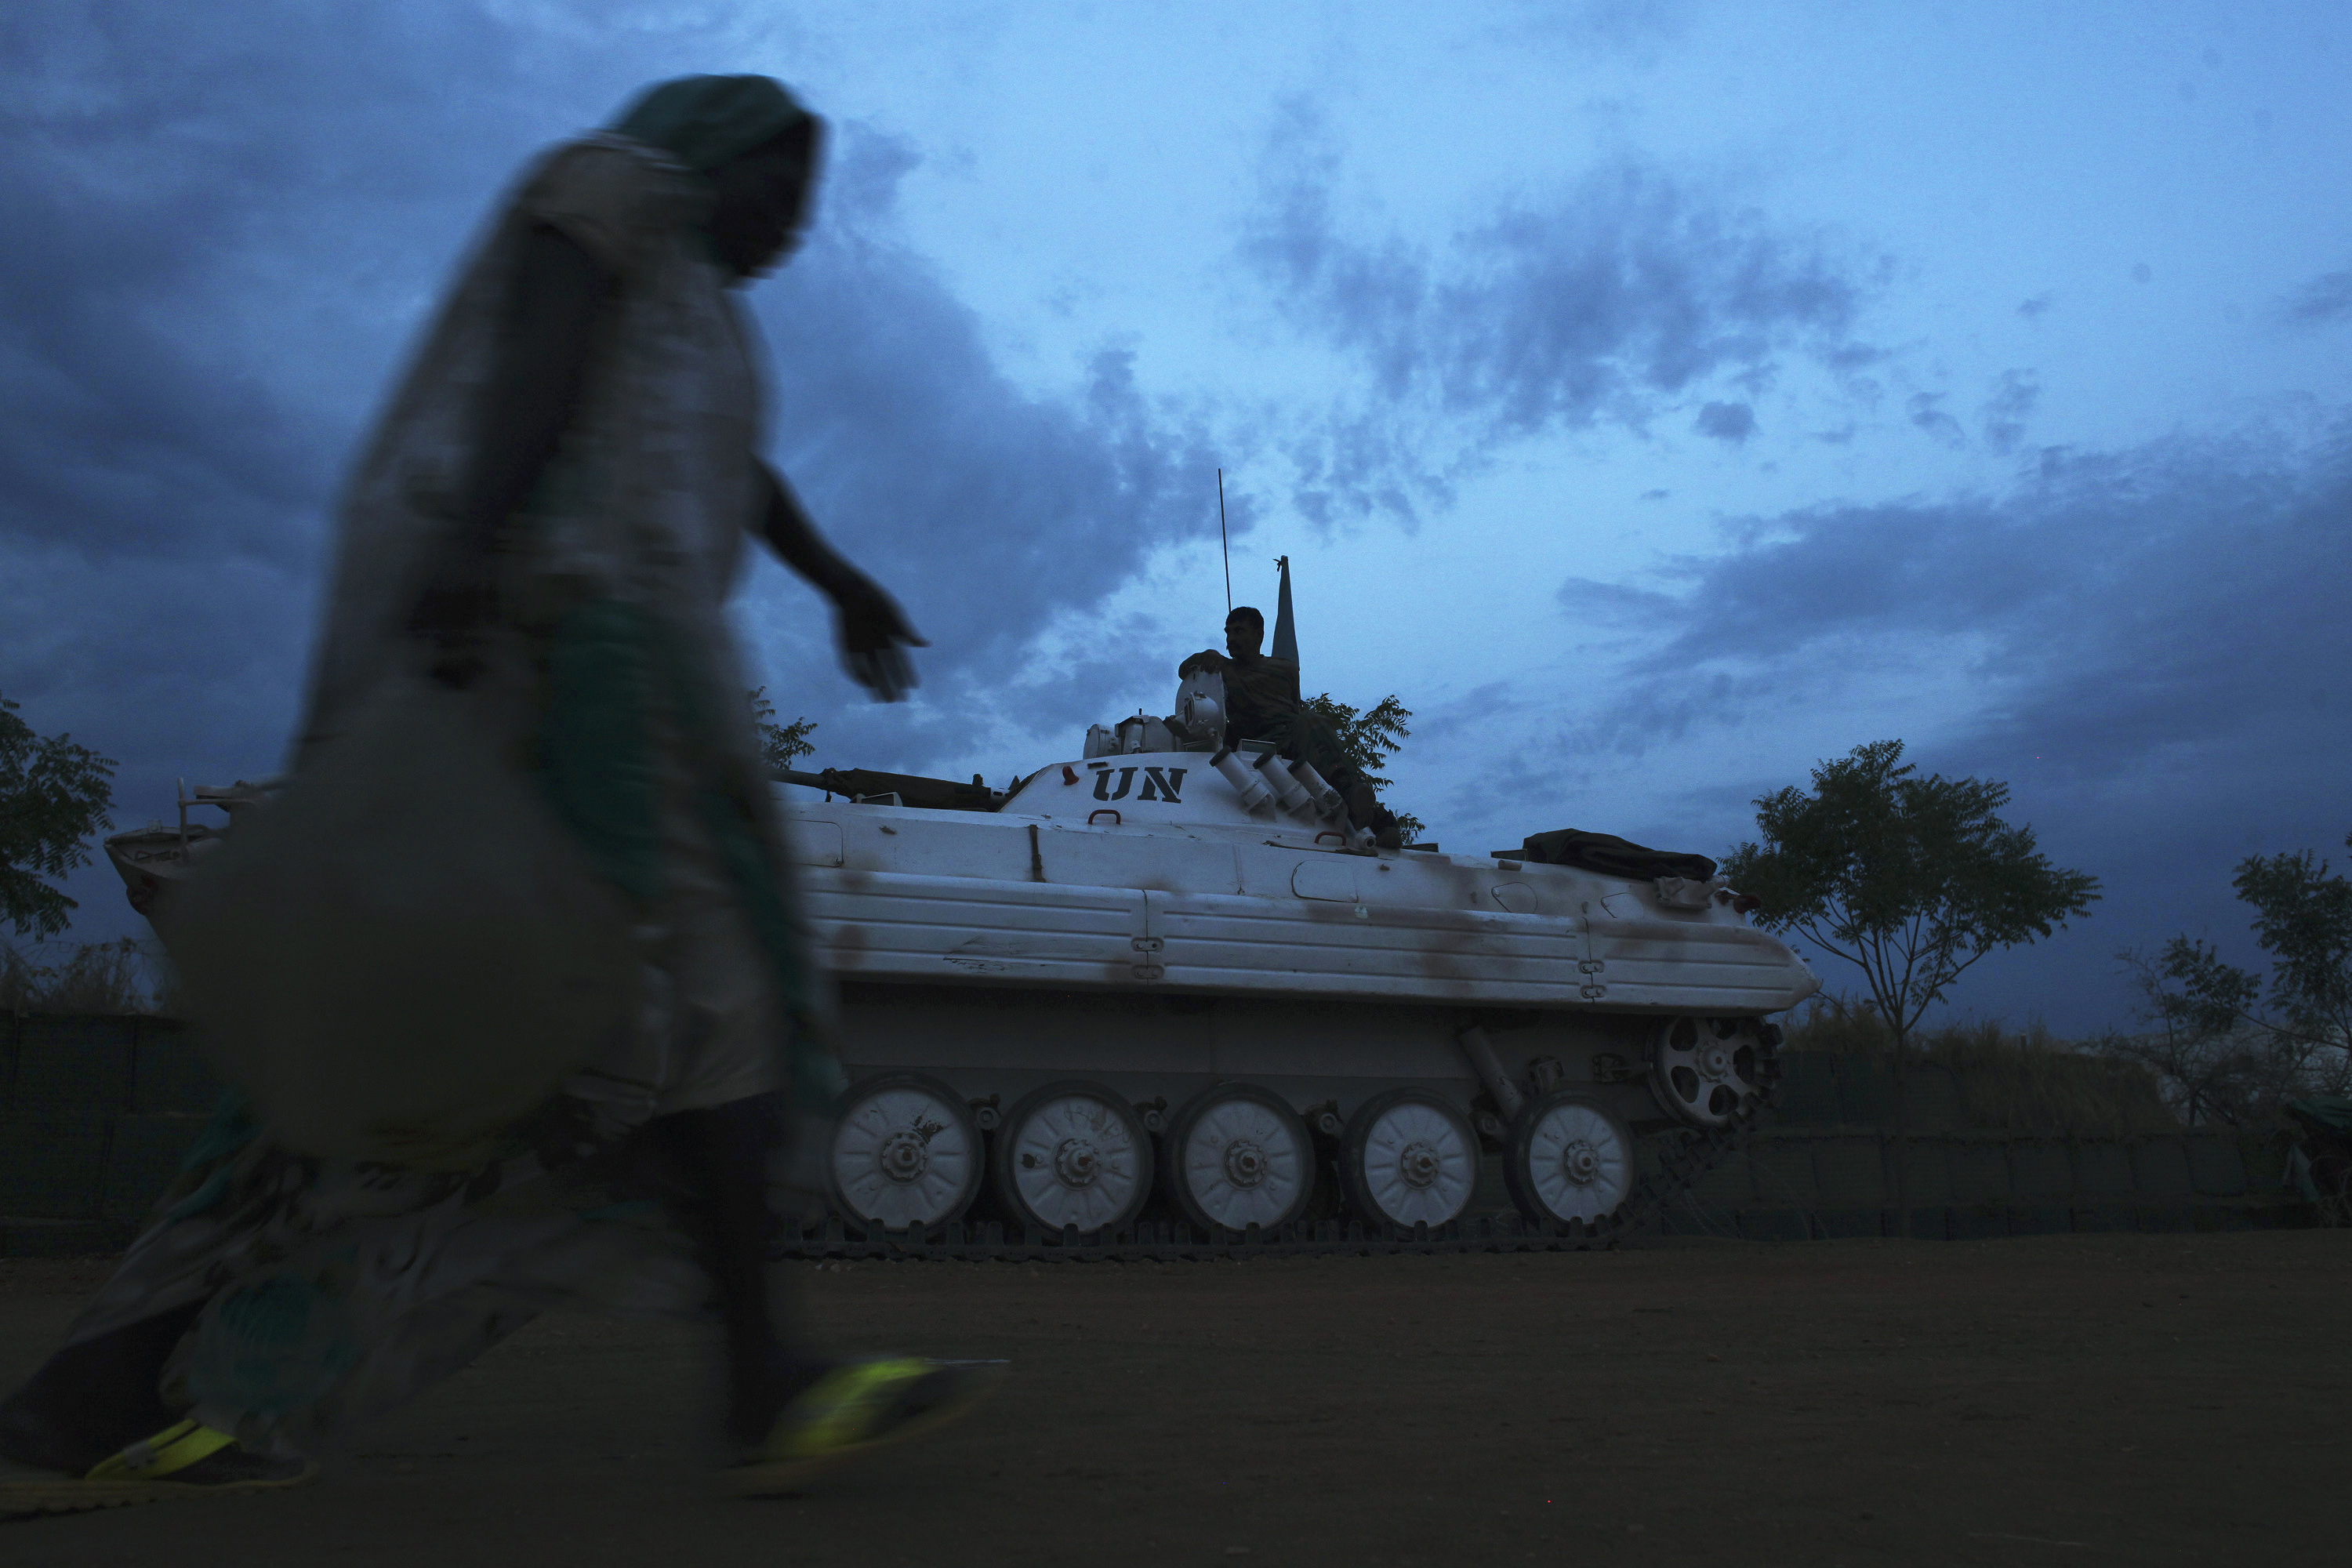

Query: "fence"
left=1643, top=1051, right=2310, bottom=1240
left=0, top=1017, right=2314, bottom=1257
left=2, top=1014, right=220, bottom=1257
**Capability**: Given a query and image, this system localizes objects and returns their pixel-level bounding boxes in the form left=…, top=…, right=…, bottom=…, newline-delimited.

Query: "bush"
left=1928, top=1019, right=2176, bottom=1138
left=1780, top=991, right=1890, bottom=1054
left=1, top=936, right=168, bottom=1015
left=1782, top=993, right=2176, bottom=1137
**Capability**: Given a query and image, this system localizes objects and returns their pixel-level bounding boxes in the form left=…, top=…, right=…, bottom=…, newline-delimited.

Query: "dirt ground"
left=2, top=1230, right=2347, bottom=1566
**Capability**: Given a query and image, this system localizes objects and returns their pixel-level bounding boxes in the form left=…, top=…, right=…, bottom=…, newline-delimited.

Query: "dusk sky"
left=3, top=2, right=2346, bottom=1034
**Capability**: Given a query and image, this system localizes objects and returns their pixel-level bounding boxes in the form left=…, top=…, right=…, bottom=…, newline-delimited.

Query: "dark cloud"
left=1536, top=423, right=2352, bottom=1030
left=1693, top=400, right=1756, bottom=443
left=2284, top=265, right=2352, bottom=326
left=0, top=1, right=1238, bottom=939
left=1241, top=103, right=1881, bottom=522
left=1906, top=391, right=1965, bottom=448
left=1555, top=577, right=1682, bottom=622
left=1979, top=368, right=2039, bottom=454
left=1577, top=429, right=2347, bottom=757
left=0, top=2, right=550, bottom=859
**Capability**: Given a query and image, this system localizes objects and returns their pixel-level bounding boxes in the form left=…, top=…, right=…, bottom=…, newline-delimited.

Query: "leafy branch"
left=1, top=691, right=117, bottom=939
left=1301, top=691, right=1424, bottom=842
left=2127, top=832, right=2352, bottom=1076
left=747, top=688, right=818, bottom=773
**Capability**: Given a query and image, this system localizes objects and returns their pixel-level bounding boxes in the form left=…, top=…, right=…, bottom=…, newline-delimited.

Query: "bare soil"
left=3, top=1231, right=2347, bottom=1566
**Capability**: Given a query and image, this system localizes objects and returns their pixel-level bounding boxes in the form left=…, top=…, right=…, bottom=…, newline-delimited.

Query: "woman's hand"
left=755, top=461, right=927, bottom=701
left=829, top=570, right=927, bottom=702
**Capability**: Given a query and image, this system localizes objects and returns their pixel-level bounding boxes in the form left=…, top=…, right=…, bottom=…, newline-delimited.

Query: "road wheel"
left=1162, top=1083, right=1315, bottom=1233
left=827, top=1072, right=982, bottom=1233
left=1338, top=1088, right=1479, bottom=1230
left=1650, top=1015, right=1762, bottom=1128
left=990, top=1080, right=1153, bottom=1237
left=1504, top=1091, right=1635, bottom=1229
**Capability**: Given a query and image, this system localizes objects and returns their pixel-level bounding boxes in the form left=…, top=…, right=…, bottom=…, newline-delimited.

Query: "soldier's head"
left=1225, top=606, right=1264, bottom=658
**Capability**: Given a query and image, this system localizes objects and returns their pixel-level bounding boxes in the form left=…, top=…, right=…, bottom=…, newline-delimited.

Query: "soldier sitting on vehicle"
left=1178, top=608, right=1400, bottom=846
left=1178, top=606, right=1300, bottom=748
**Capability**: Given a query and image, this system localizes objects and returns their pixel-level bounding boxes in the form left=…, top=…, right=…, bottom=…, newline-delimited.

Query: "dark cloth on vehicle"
left=1504, top=829, right=1719, bottom=882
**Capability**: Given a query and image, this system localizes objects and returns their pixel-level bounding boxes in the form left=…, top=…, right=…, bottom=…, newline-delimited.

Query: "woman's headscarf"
left=608, top=74, right=816, bottom=172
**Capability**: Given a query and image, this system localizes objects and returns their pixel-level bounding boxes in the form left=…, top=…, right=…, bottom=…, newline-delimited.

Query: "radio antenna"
left=1216, top=468, right=1232, bottom=612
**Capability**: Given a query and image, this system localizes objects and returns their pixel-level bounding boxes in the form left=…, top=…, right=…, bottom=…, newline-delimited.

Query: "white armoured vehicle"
left=771, top=664, right=1818, bottom=1243
left=107, top=669, right=1818, bottom=1245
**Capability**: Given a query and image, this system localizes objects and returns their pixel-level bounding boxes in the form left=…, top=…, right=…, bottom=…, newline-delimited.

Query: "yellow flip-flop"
left=0, top=1418, right=316, bottom=1519
left=728, top=1357, right=1007, bottom=1496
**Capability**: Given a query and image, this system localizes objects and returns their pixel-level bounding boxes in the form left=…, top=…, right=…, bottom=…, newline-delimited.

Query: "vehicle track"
left=775, top=1028, right=1784, bottom=1261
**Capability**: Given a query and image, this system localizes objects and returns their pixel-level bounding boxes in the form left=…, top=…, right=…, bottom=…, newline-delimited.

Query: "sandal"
left=0, top=1418, right=316, bottom=1519
left=728, top=1357, right=1006, bottom=1495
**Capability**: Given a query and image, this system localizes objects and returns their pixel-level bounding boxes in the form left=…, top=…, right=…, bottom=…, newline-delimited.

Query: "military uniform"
left=1177, top=648, right=1354, bottom=786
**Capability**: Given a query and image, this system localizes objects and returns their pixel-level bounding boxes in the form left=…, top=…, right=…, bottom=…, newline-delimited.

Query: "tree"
left=2121, top=831, right=2352, bottom=1110
left=2096, top=951, right=2338, bottom=1127
left=746, top=688, right=818, bottom=773
left=1, top=691, right=117, bottom=939
left=1301, top=691, right=1425, bottom=843
left=2216, top=836, right=2352, bottom=1052
left=1722, top=739, right=2099, bottom=1232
